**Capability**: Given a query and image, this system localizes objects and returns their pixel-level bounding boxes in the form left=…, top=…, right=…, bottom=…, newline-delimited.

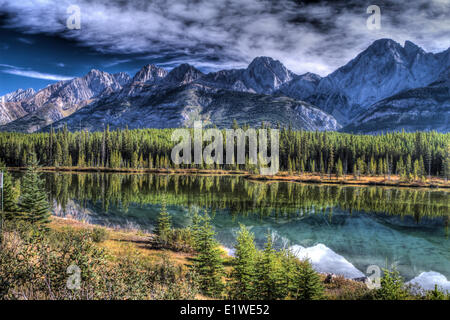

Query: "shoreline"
left=7, top=166, right=449, bottom=189
left=50, top=215, right=370, bottom=297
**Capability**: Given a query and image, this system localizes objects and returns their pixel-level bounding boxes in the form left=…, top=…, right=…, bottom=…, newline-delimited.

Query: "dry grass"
left=50, top=217, right=195, bottom=268
left=321, top=275, right=371, bottom=300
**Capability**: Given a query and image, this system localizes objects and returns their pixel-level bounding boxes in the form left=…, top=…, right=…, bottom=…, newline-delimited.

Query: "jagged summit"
left=1, top=88, right=36, bottom=102
left=132, top=64, right=168, bottom=83
left=244, top=56, right=295, bottom=93
left=164, top=63, right=204, bottom=85
left=113, top=72, right=132, bottom=86
left=404, top=40, right=425, bottom=54
left=298, top=72, right=322, bottom=82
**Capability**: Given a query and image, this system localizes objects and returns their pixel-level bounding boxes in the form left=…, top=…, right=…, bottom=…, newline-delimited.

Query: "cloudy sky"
left=0, top=0, right=449, bottom=95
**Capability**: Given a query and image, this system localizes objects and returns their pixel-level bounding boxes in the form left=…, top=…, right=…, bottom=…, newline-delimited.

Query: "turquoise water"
left=41, top=172, right=450, bottom=288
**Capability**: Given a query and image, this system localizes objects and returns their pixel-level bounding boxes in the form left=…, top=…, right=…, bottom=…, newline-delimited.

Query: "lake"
left=38, top=172, right=450, bottom=290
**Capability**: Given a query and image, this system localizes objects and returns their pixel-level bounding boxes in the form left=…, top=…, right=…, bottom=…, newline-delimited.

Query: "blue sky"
left=0, top=0, right=449, bottom=96
left=0, top=28, right=168, bottom=95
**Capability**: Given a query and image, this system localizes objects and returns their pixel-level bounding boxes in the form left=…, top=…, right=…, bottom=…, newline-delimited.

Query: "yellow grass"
left=50, top=216, right=194, bottom=267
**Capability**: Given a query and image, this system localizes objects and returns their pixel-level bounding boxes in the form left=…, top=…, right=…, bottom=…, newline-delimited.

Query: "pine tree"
left=131, top=151, right=139, bottom=169
left=406, top=154, right=412, bottom=176
left=336, top=158, right=343, bottom=179
left=419, top=156, right=426, bottom=181
left=254, top=232, right=285, bottom=300
left=155, top=199, right=172, bottom=243
left=443, top=142, right=450, bottom=182
left=319, top=153, right=325, bottom=179
left=55, top=142, right=62, bottom=167
left=192, top=211, right=224, bottom=297
left=229, top=224, right=257, bottom=299
left=386, top=155, right=393, bottom=181
left=327, top=146, right=334, bottom=179
left=425, top=147, right=432, bottom=179
left=413, top=159, right=420, bottom=181
left=357, top=157, right=365, bottom=179
left=425, top=285, right=447, bottom=300
left=0, top=169, right=20, bottom=220
left=376, top=268, right=409, bottom=300
left=369, top=156, right=376, bottom=176
left=293, top=261, right=324, bottom=300
left=378, top=158, right=384, bottom=176
left=300, top=159, right=305, bottom=176
left=399, top=157, right=407, bottom=180
left=19, top=159, right=50, bottom=229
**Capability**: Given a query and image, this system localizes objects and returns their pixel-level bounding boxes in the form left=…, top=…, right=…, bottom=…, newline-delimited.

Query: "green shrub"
left=425, top=285, right=449, bottom=300
left=375, top=268, right=410, bottom=300
left=90, top=227, right=109, bottom=243
left=0, top=221, right=198, bottom=300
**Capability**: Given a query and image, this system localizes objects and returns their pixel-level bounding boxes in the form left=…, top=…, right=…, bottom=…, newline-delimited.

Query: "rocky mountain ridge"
left=1, top=38, right=448, bottom=133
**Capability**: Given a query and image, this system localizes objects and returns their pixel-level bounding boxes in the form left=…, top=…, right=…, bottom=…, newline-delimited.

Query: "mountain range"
left=1, top=39, right=449, bottom=133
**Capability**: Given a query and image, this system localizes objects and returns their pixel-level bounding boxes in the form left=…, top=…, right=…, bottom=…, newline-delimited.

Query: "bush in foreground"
left=0, top=220, right=198, bottom=300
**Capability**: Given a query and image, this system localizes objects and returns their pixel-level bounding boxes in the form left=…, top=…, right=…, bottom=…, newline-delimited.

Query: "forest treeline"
left=0, top=126, right=448, bottom=178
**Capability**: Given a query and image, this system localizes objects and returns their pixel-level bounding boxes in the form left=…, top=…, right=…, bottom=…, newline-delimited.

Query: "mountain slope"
left=2, top=88, right=36, bottom=102
left=279, top=39, right=450, bottom=124
left=343, top=67, right=450, bottom=133
left=0, top=89, right=36, bottom=125
left=46, top=81, right=340, bottom=132
left=0, top=70, right=127, bottom=132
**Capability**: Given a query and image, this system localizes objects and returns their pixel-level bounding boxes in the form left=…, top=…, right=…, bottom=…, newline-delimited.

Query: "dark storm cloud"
left=0, top=0, right=448, bottom=75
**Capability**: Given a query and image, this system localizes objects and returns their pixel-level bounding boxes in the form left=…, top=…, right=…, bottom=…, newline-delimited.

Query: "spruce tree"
left=254, top=232, right=285, bottom=300
left=293, top=261, right=324, bottom=300
left=229, top=224, right=257, bottom=299
left=376, top=268, right=409, bottom=300
left=319, top=153, right=325, bottom=179
left=378, top=158, right=384, bottom=176
left=155, top=199, right=172, bottom=243
left=336, top=158, right=343, bottom=179
left=327, top=146, right=334, bottom=179
left=192, top=211, right=224, bottom=297
left=369, top=156, right=376, bottom=176
left=19, top=158, right=50, bottom=229
left=444, top=142, right=450, bottom=182
left=1, top=171, right=20, bottom=220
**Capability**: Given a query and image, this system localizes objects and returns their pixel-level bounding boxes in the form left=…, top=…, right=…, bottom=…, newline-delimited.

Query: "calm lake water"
left=36, top=172, right=450, bottom=289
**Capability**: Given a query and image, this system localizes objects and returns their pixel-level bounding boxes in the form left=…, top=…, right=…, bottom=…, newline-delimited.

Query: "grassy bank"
left=50, top=217, right=197, bottom=269
left=49, top=217, right=367, bottom=300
